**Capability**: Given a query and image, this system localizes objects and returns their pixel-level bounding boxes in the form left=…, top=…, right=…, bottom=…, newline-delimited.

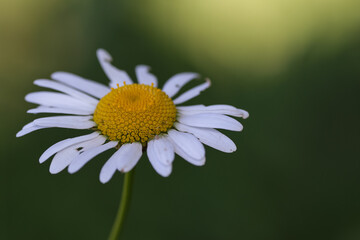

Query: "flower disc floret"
left=94, top=83, right=177, bottom=143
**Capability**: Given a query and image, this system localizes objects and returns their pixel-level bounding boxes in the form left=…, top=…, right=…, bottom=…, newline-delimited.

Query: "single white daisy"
left=17, top=49, right=249, bottom=183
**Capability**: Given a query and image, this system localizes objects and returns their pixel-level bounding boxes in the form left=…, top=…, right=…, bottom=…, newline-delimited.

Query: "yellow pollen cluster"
left=93, top=83, right=177, bottom=144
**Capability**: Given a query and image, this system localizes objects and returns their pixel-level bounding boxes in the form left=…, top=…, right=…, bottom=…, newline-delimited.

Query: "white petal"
left=162, top=72, right=200, bottom=98
left=49, top=135, right=106, bottom=174
left=68, top=141, right=118, bottom=174
left=135, top=65, right=158, bottom=87
left=147, top=152, right=172, bottom=177
left=34, top=116, right=95, bottom=129
left=167, top=129, right=205, bottom=166
left=115, top=143, right=143, bottom=172
left=99, top=142, right=142, bottom=183
left=25, top=91, right=96, bottom=112
left=167, top=130, right=205, bottom=160
left=39, top=132, right=100, bottom=163
left=22, top=121, right=36, bottom=129
left=16, top=116, right=95, bottom=137
left=169, top=140, right=205, bottom=166
left=177, top=104, right=249, bottom=119
left=173, top=79, right=211, bottom=105
left=175, top=122, right=236, bottom=153
left=34, top=79, right=99, bottom=105
left=96, top=49, right=133, bottom=88
left=177, top=113, right=243, bottom=131
left=147, top=138, right=174, bottom=177
left=16, top=125, right=47, bottom=137
left=51, top=71, right=110, bottom=99
left=27, top=106, right=93, bottom=115
left=99, top=157, right=117, bottom=184
left=148, top=137, right=175, bottom=165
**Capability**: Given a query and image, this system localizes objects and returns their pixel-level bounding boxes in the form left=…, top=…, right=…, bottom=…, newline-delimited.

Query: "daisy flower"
left=17, top=49, right=249, bottom=183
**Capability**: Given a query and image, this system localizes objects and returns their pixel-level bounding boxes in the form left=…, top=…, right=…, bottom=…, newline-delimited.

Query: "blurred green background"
left=1, top=0, right=360, bottom=239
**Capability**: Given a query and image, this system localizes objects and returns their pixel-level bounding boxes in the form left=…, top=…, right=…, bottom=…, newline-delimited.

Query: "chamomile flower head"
left=17, top=49, right=249, bottom=183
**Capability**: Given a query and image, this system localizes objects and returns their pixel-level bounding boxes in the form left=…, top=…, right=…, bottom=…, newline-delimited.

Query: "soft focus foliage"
left=129, top=0, right=360, bottom=77
left=1, top=1, right=360, bottom=240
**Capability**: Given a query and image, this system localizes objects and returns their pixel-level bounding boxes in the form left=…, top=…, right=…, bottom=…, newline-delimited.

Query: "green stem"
left=108, top=170, right=135, bottom=240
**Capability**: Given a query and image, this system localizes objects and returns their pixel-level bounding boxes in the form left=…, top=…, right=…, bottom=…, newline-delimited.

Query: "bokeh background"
left=1, top=0, right=360, bottom=239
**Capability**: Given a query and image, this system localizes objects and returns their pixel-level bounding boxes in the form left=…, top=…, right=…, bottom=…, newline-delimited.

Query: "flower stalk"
left=108, top=170, right=135, bottom=240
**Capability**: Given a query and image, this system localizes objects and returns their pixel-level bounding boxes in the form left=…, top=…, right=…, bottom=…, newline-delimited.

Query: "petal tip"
left=96, top=48, right=111, bottom=61
left=236, top=126, right=244, bottom=132
left=205, top=77, right=212, bottom=85
left=99, top=176, right=110, bottom=184
left=15, top=131, right=23, bottom=137
left=39, top=157, right=45, bottom=164
left=136, top=64, right=150, bottom=70
left=228, top=146, right=237, bottom=153
left=243, top=111, right=249, bottom=119
left=67, top=165, right=76, bottom=174
left=33, top=79, right=42, bottom=85
left=197, top=157, right=206, bottom=166
left=159, top=171, right=172, bottom=177
left=49, top=167, right=59, bottom=174
left=190, top=72, right=200, bottom=77
left=50, top=71, right=66, bottom=80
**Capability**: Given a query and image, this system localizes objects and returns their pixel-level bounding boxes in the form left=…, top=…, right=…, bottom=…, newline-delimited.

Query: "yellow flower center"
left=93, top=83, right=177, bottom=144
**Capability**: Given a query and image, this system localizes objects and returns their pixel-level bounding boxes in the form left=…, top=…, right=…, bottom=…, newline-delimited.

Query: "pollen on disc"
left=93, top=83, right=177, bottom=143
